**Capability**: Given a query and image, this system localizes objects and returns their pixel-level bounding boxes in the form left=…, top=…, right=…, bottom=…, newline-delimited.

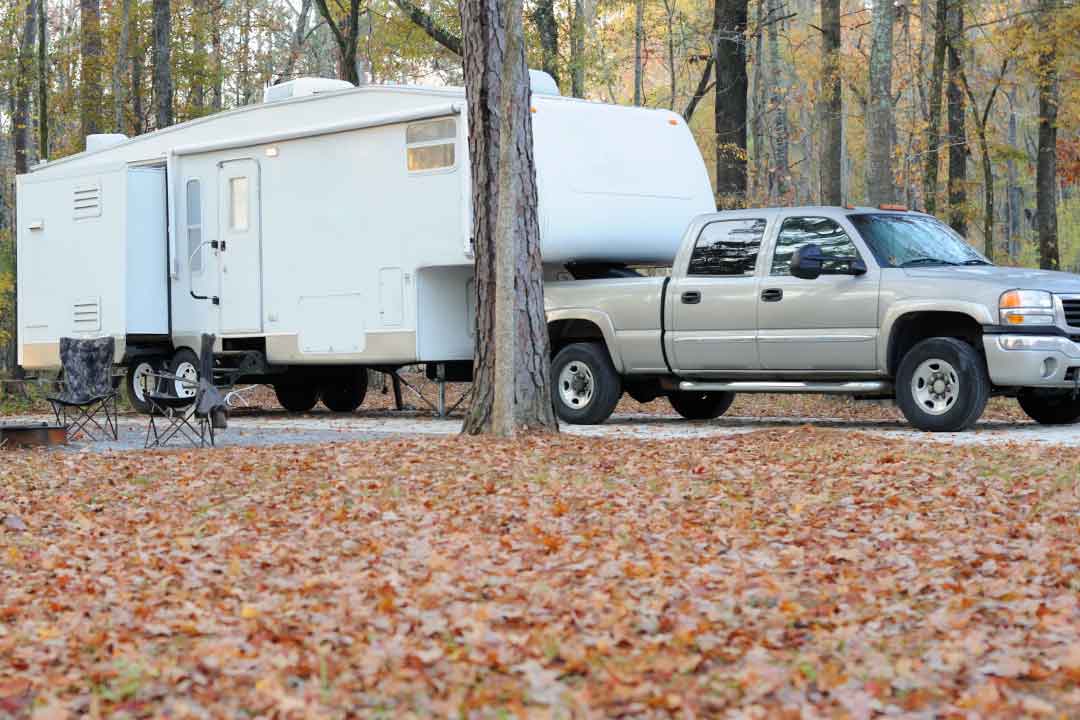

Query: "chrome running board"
left=678, top=380, right=892, bottom=395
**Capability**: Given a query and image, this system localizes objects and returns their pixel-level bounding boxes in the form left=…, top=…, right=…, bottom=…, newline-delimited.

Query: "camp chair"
left=48, top=337, right=119, bottom=441
left=144, top=334, right=228, bottom=448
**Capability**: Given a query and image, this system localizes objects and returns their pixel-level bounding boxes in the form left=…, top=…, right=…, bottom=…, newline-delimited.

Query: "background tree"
left=1035, top=0, right=1059, bottom=270
left=152, top=0, right=172, bottom=127
left=818, top=0, right=841, bottom=204
left=865, top=0, right=894, bottom=205
left=714, top=0, right=748, bottom=206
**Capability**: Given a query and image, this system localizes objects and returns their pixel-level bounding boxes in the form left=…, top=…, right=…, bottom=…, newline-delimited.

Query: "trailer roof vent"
left=85, top=133, right=128, bottom=153
left=263, top=77, right=355, bottom=104
left=529, top=70, right=560, bottom=96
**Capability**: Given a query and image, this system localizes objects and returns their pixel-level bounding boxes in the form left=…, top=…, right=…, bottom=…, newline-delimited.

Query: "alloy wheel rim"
left=558, top=361, right=595, bottom=410
left=911, top=358, right=960, bottom=416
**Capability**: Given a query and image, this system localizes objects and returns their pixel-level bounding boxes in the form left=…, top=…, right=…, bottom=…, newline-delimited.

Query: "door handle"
left=761, top=288, right=784, bottom=302
left=681, top=291, right=701, bottom=305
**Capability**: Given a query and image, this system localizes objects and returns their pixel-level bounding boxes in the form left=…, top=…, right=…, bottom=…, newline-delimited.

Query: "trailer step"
left=678, top=380, right=892, bottom=395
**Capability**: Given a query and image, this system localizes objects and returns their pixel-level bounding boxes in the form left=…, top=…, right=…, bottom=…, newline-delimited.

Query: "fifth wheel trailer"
left=16, top=72, right=715, bottom=412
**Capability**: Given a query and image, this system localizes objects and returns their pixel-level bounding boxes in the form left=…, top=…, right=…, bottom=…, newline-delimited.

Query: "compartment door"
left=218, top=159, right=263, bottom=334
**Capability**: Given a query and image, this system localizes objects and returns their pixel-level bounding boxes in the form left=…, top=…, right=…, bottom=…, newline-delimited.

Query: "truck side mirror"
left=791, top=244, right=824, bottom=280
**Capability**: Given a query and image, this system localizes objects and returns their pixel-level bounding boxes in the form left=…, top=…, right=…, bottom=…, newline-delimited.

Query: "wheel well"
left=548, top=319, right=607, bottom=357
left=887, top=312, right=984, bottom=375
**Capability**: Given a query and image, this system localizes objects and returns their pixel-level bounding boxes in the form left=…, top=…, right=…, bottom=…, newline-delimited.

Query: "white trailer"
left=16, top=73, right=714, bottom=412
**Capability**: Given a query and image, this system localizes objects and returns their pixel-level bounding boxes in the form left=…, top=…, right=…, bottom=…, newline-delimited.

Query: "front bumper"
left=983, top=334, right=1080, bottom=388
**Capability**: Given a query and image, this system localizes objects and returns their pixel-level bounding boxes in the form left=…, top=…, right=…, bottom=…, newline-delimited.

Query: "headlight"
left=1000, top=289, right=1055, bottom=326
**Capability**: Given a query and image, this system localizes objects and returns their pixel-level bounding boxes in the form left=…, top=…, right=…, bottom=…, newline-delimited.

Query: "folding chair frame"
left=49, top=393, right=119, bottom=442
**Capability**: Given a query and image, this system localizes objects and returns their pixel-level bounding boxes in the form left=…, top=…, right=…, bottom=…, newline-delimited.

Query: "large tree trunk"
left=714, top=0, right=749, bottom=205
left=152, top=0, right=173, bottom=128
left=112, top=0, right=131, bottom=132
left=572, top=0, right=587, bottom=98
left=766, top=0, right=788, bottom=199
left=922, top=0, right=946, bottom=212
left=945, top=3, right=966, bottom=234
left=530, top=0, right=559, bottom=88
left=1035, top=0, right=1059, bottom=270
left=1005, top=91, right=1021, bottom=259
left=8, top=0, right=37, bottom=382
left=632, top=0, right=644, bottom=104
left=37, top=0, right=48, bottom=158
left=79, top=0, right=104, bottom=139
left=865, top=0, right=895, bottom=204
left=750, top=0, right=765, bottom=197
left=459, top=0, right=557, bottom=436
left=819, top=0, right=842, bottom=205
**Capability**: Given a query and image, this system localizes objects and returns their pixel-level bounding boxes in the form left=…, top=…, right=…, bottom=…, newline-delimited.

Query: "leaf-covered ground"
left=3, top=428, right=1080, bottom=717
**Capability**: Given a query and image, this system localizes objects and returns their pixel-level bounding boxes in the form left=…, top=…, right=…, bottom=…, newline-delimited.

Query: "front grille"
left=1062, top=298, right=1080, bottom=328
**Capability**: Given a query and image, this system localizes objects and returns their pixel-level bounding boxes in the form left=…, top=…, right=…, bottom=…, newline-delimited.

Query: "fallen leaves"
left=1, top=427, right=1079, bottom=716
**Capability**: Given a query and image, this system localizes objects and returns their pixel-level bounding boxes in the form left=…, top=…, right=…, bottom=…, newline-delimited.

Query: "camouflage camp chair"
left=47, top=337, right=119, bottom=441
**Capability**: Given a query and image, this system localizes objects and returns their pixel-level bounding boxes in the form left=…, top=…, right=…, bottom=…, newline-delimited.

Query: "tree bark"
left=766, top=0, right=788, bottom=199
left=37, top=0, right=48, bottom=158
left=682, top=56, right=714, bottom=122
left=211, top=4, right=223, bottom=110
left=663, top=0, right=677, bottom=109
left=1035, top=0, right=1059, bottom=270
left=113, top=0, right=131, bottom=132
left=922, top=0, right=946, bottom=213
left=865, top=0, right=895, bottom=205
left=79, top=0, right=104, bottom=139
left=819, top=0, right=842, bottom=204
left=572, top=0, right=588, bottom=98
left=714, top=0, right=749, bottom=205
left=632, top=0, right=644, bottom=104
left=312, top=0, right=361, bottom=84
left=191, top=0, right=207, bottom=111
left=392, top=0, right=463, bottom=56
left=944, top=3, right=965, bottom=234
left=1005, top=90, right=1020, bottom=259
left=459, top=0, right=557, bottom=436
left=152, top=0, right=173, bottom=128
left=530, top=0, right=559, bottom=87
left=278, top=0, right=313, bottom=83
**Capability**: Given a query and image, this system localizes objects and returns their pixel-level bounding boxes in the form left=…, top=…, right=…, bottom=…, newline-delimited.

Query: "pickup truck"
left=544, top=205, right=1080, bottom=432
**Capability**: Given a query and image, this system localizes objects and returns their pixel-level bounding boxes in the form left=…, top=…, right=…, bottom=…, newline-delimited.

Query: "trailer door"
left=217, top=159, right=263, bottom=334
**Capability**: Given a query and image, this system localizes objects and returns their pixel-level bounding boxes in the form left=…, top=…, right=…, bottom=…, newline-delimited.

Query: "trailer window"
left=186, top=179, right=203, bottom=273
left=407, top=118, right=456, bottom=172
left=229, top=177, right=250, bottom=231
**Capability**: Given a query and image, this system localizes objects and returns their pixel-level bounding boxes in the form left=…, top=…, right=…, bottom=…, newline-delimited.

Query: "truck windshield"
left=848, top=213, right=990, bottom=268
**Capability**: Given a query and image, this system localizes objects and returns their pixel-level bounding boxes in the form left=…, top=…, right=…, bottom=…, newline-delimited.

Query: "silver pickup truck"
left=544, top=206, right=1080, bottom=431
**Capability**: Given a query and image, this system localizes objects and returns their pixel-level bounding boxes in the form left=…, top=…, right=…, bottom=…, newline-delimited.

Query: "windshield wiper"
left=958, top=259, right=992, bottom=265
left=901, top=257, right=956, bottom=267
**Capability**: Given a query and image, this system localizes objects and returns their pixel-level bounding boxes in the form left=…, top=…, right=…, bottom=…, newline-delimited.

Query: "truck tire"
left=169, top=349, right=201, bottom=400
left=551, top=342, right=622, bottom=425
left=274, top=384, right=321, bottom=413
left=669, top=391, right=735, bottom=420
left=321, top=369, right=369, bottom=413
left=125, top=357, right=164, bottom=414
left=1017, top=389, right=1080, bottom=425
left=895, top=337, right=989, bottom=432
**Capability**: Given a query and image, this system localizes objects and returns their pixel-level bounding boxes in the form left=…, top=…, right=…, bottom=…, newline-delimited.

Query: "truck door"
left=217, top=159, right=262, bottom=334
left=756, top=215, right=879, bottom=370
left=668, top=217, right=768, bottom=373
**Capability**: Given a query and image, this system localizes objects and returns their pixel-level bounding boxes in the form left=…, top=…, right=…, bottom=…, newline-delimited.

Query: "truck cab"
left=545, top=206, right=1080, bottom=431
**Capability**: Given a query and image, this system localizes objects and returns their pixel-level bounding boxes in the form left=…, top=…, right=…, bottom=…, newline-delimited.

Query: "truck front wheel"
left=669, top=391, right=735, bottom=420
left=551, top=343, right=622, bottom=424
left=895, top=337, right=989, bottom=432
left=1017, top=389, right=1080, bottom=425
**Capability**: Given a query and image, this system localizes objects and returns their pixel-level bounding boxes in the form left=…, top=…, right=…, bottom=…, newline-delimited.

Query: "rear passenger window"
left=688, top=219, right=767, bottom=276
left=771, top=216, right=860, bottom=275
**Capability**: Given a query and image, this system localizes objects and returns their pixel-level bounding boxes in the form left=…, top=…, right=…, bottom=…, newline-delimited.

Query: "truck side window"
left=688, top=219, right=767, bottom=276
left=407, top=118, right=456, bottom=172
left=186, top=179, right=202, bottom=274
left=771, top=217, right=860, bottom=276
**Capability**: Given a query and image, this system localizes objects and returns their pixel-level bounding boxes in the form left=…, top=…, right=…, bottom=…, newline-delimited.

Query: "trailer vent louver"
left=73, top=184, right=102, bottom=219
left=72, top=298, right=101, bottom=332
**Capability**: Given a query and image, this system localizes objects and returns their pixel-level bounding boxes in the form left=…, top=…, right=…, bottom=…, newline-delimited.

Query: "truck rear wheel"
left=895, top=337, right=989, bottom=432
left=551, top=342, right=622, bottom=425
left=321, top=369, right=369, bottom=413
left=1017, top=389, right=1080, bottom=425
left=274, top=384, right=320, bottom=413
left=669, top=391, right=735, bottom=420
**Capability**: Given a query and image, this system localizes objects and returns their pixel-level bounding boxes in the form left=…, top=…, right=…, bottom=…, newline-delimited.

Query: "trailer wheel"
left=551, top=342, right=622, bottom=425
left=169, top=349, right=201, bottom=400
left=668, top=391, right=735, bottom=420
left=321, top=369, right=369, bottom=413
left=125, top=357, right=164, bottom=414
left=274, top=384, right=321, bottom=413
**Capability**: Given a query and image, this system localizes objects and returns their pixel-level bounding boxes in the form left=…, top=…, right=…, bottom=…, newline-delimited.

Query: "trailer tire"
left=895, top=337, right=989, bottom=432
left=169, top=349, right=201, bottom=400
left=274, top=384, right=321, bottom=413
left=321, top=369, right=369, bottom=413
left=551, top=342, right=622, bottom=425
left=1017, top=389, right=1080, bottom=425
left=125, top=357, right=164, bottom=414
left=668, top=391, right=735, bottom=420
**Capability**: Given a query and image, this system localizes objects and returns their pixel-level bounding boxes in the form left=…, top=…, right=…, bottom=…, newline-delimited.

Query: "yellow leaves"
left=239, top=604, right=260, bottom=619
